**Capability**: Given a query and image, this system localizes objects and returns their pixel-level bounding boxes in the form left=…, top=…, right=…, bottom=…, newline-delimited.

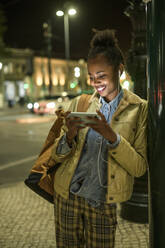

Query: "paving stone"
left=0, top=182, right=149, bottom=248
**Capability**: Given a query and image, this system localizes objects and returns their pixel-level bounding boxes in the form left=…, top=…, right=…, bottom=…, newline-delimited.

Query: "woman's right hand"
left=65, top=112, right=86, bottom=143
left=56, top=109, right=85, bottom=144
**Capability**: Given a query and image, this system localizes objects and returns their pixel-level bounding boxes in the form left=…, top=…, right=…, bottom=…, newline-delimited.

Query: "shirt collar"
left=100, top=89, right=123, bottom=111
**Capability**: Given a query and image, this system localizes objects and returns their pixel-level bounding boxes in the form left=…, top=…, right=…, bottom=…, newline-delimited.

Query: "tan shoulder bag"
left=24, top=94, right=91, bottom=203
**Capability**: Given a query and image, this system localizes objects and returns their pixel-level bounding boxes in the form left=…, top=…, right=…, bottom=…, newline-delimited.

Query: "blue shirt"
left=57, top=90, right=123, bottom=207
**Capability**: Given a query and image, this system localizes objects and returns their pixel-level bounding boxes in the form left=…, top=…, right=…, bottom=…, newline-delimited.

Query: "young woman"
left=51, top=29, right=148, bottom=248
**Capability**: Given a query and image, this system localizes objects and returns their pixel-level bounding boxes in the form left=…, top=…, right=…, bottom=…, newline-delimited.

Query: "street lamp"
left=56, top=8, right=77, bottom=60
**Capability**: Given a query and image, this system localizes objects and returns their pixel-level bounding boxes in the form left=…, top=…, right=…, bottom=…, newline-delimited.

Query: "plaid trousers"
left=54, top=192, right=117, bottom=248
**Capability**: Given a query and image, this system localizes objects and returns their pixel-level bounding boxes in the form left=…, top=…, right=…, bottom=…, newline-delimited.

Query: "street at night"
left=1, top=0, right=164, bottom=246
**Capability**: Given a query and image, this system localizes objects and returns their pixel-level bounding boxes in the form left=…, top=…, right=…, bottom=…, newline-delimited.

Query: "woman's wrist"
left=106, top=130, right=117, bottom=144
left=66, top=131, right=76, bottom=146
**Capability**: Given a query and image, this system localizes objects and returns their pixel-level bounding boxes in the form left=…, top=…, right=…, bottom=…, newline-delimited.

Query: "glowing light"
left=75, top=71, right=80, bottom=78
left=52, top=74, right=58, bottom=86
left=60, top=74, right=65, bottom=86
left=62, top=91, right=68, bottom=97
left=74, top=67, right=80, bottom=78
left=27, top=103, right=33, bottom=110
left=34, top=102, right=39, bottom=109
left=70, top=81, right=78, bottom=89
left=24, top=83, right=29, bottom=89
left=57, top=97, right=63, bottom=103
left=56, top=10, right=64, bottom=16
left=36, top=76, right=43, bottom=86
left=0, top=62, right=2, bottom=70
left=74, top=66, right=80, bottom=71
left=47, top=102, right=56, bottom=109
left=68, top=8, right=77, bottom=16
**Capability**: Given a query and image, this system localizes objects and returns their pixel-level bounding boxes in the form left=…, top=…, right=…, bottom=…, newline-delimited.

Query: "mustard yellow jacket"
left=51, top=89, right=148, bottom=204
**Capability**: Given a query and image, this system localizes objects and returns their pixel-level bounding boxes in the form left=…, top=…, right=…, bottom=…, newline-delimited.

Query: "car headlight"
left=34, top=102, right=39, bottom=109
left=46, top=102, right=56, bottom=109
left=27, top=103, right=33, bottom=109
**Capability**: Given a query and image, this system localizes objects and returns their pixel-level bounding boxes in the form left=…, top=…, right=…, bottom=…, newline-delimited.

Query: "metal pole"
left=64, top=13, right=70, bottom=60
left=47, top=20, right=53, bottom=96
left=145, top=0, right=165, bottom=247
left=43, top=20, right=53, bottom=96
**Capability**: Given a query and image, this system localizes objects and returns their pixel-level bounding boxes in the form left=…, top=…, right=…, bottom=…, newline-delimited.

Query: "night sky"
left=1, top=0, right=132, bottom=60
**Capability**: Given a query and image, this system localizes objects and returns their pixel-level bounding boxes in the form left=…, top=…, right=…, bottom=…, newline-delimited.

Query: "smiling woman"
left=50, top=29, right=148, bottom=248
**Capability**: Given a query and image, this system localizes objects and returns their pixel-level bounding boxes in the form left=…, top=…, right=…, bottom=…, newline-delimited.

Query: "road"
left=0, top=113, right=55, bottom=185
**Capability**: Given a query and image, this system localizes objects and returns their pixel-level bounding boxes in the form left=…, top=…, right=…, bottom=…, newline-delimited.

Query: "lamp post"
left=56, top=8, right=77, bottom=60
left=43, top=20, right=53, bottom=96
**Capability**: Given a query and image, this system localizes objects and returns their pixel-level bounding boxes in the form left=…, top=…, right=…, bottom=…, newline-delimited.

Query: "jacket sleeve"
left=109, top=101, right=148, bottom=177
left=51, top=96, right=80, bottom=163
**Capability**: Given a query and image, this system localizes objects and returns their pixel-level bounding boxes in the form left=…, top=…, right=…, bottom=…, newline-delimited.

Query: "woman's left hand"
left=85, top=110, right=117, bottom=143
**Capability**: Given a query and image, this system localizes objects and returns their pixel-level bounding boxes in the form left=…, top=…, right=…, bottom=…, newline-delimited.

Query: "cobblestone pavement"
left=0, top=182, right=149, bottom=248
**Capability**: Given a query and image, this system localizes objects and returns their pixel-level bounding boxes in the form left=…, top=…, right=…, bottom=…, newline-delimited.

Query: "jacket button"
left=109, top=197, right=113, bottom=200
left=112, top=151, right=116, bottom=155
left=111, top=175, right=115, bottom=179
left=114, top=117, right=119, bottom=121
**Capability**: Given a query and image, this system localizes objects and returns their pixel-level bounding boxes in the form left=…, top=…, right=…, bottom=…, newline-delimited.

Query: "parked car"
left=27, top=94, right=78, bottom=115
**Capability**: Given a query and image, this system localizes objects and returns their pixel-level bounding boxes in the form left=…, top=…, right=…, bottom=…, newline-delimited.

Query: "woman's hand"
left=65, top=112, right=86, bottom=144
left=85, top=110, right=117, bottom=143
left=55, top=109, right=65, bottom=126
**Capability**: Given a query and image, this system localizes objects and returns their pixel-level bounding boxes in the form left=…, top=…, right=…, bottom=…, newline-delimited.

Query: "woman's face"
left=87, top=55, right=120, bottom=102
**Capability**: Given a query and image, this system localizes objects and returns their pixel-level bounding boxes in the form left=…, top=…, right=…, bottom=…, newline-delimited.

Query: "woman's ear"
left=119, top=64, right=124, bottom=76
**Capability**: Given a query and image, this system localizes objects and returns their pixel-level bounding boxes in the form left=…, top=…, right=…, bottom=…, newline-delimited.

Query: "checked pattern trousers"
left=54, top=192, right=117, bottom=248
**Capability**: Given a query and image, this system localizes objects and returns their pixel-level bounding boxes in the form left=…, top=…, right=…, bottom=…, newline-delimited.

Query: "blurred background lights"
left=61, top=91, right=68, bottom=96
left=56, top=10, right=64, bottom=16
left=57, top=97, right=63, bottom=103
left=46, top=102, right=56, bottom=108
left=36, top=76, right=43, bottom=86
left=74, top=67, right=80, bottom=78
left=0, top=62, right=2, bottom=70
left=70, top=80, right=78, bottom=89
left=68, top=8, right=77, bottom=16
left=34, top=102, right=39, bottom=109
left=24, top=83, right=29, bottom=89
left=27, top=103, right=33, bottom=110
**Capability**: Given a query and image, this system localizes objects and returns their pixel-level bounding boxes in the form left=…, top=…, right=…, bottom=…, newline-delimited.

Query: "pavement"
left=0, top=181, right=149, bottom=248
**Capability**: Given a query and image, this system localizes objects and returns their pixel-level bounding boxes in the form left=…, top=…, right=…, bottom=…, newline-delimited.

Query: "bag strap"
left=77, top=94, right=92, bottom=112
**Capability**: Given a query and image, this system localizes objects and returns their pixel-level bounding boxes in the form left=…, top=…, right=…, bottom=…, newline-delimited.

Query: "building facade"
left=0, top=47, right=92, bottom=108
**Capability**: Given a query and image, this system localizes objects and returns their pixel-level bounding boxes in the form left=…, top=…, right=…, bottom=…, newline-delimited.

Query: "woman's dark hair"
left=88, top=29, right=125, bottom=69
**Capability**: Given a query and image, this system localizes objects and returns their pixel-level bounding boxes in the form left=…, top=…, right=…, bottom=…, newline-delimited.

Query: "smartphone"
left=67, top=112, right=100, bottom=124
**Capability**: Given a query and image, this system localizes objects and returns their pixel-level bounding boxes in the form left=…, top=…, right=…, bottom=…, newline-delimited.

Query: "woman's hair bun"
left=90, top=29, right=118, bottom=49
